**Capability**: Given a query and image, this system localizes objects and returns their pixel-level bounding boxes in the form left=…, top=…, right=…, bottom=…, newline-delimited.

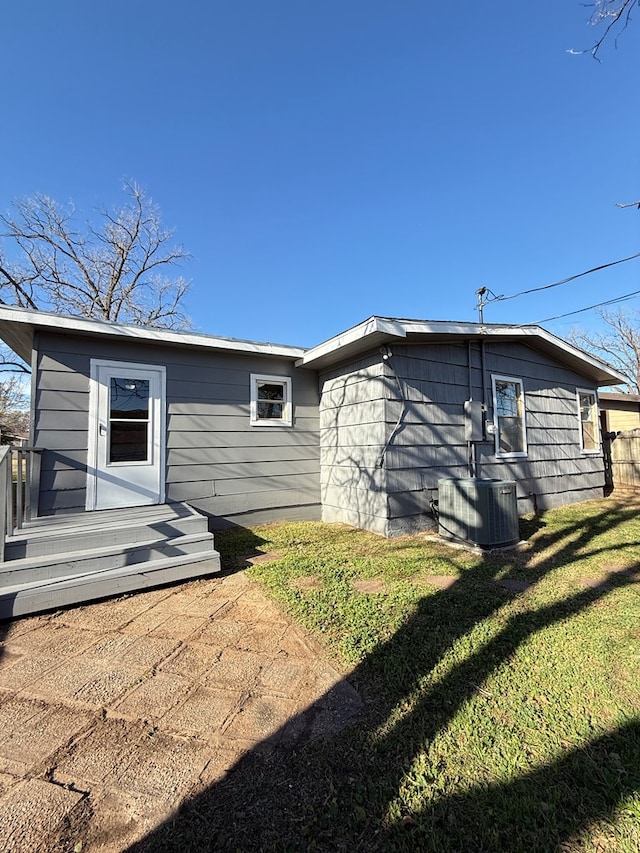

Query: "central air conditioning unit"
left=437, top=478, right=519, bottom=549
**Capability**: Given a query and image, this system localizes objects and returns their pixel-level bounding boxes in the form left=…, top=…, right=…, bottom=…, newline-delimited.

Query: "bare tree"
left=569, top=0, right=639, bottom=59
left=570, top=309, right=640, bottom=393
left=0, top=180, right=190, bottom=329
left=0, top=375, right=30, bottom=441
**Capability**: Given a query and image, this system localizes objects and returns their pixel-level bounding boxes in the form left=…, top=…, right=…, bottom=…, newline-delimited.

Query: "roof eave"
left=0, top=306, right=307, bottom=361
left=296, top=317, right=626, bottom=385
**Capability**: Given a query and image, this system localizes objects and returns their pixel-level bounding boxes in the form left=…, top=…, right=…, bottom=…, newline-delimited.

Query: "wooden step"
left=0, top=531, right=216, bottom=586
left=0, top=552, right=222, bottom=620
left=6, top=507, right=208, bottom=560
left=13, top=502, right=201, bottom=534
left=0, top=502, right=222, bottom=620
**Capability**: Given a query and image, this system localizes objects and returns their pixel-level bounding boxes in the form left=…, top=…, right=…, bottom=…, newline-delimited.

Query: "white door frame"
left=86, top=359, right=166, bottom=511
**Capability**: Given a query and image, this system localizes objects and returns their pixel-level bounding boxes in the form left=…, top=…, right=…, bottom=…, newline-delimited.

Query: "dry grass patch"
left=351, top=577, right=389, bottom=594
left=291, top=575, right=322, bottom=591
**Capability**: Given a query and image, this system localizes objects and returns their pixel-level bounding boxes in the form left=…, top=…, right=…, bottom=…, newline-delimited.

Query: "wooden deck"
left=0, top=503, right=221, bottom=620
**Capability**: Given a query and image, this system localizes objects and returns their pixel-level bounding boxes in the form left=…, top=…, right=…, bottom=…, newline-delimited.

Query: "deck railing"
left=0, top=447, right=9, bottom=562
left=2, top=447, right=43, bottom=556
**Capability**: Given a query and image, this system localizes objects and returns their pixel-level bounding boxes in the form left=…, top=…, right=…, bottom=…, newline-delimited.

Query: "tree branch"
left=569, top=0, right=639, bottom=60
left=0, top=181, right=191, bottom=329
left=0, top=263, right=40, bottom=310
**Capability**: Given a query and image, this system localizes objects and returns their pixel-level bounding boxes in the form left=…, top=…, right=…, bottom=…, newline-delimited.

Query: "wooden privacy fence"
left=609, top=430, right=640, bottom=488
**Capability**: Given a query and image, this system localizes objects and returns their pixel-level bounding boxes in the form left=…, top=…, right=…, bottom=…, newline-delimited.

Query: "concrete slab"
left=159, top=642, right=220, bottom=677
left=214, top=571, right=251, bottom=594
left=0, top=703, right=91, bottom=775
left=1, top=614, right=47, bottom=640
left=150, top=587, right=219, bottom=616
left=75, top=788, right=146, bottom=853
left=117, top=634, right=181, bottom=668
left=0, top=648, right=23, bottom=674
left=234, top=621, right=290, bottom=654
left=194, top=744, right=245, bottom=791
left=192, top=616, right=248, bottom=645
left=148, top=613, right=209, bottom=639
left=0, top=778, right=84, bottom=853
left=114, top=732, right=211, bottom=804
left=72, top=658, right=152, bottom=707
left=419, top=574, right=460, bottom=589
left=0, top=772, right=18, bottom=799
left=258, top=656, right=312, bottom=698
left=0, top=567, right=363, bottom=853
left=200, top=647, right=271, bottom=690
left=292, top=574, right=322, bottom=591
left=53, top=718, right=147, bottom=787
left=215, top=596, right=269, bottom=621
left=162, top=685, right=242, bottom=737
left=113, top=671, right=193, bottom=719
left=278, top=624, right=327, bottom=658
left=28, top=656, right=107, bottom=702
left=0, top=696, right=48, bottom=744
left=1, top=624, right=96, bottom=655
left=225, top=693, right=298, bottom=744
left=352, top=577, right=389, bottom=594
left=0, top=652, right=66, bottom=692
left=83, top=632, right=139, bottom=660
left=53, top=600, right=140, bottom=632
left=118, top=606, right=175, bottom=636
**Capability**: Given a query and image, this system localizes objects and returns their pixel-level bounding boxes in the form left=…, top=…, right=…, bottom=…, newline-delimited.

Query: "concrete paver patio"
left=0, top=565, right=362, bottom=852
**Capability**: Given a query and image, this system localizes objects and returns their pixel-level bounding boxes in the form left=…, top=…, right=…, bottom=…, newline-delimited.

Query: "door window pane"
left=110, top=422, right=148, bottom=463
left=110, top=378, right=149, bottom=420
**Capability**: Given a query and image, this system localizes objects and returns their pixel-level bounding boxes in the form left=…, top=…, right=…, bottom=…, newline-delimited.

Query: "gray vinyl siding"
left=33, top=331, right=320, bottom=526
left=319, top=340, right=604, bottom=536
left=477, top=342, right=603, bottom=511
left=30, top=327, right=605, bottom=537
left=384, top=341, right=603, bottom=532
left=319, top=352, right=391, bottom=535
left=33, top=332, right=90, bottom=516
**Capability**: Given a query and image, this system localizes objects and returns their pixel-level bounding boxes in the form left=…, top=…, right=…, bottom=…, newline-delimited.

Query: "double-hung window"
left=492, top=375, right=527, bottom=457
left=250, top=374, right=292, bottom=426
left=577, top=389, right=599, bottom=452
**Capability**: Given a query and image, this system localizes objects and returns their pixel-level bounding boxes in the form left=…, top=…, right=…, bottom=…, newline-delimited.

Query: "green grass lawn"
left=147, top=496, right=640, bottom=852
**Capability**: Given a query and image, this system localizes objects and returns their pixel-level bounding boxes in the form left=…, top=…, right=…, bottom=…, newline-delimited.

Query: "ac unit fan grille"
left=438, top=478, right=519, bottom=548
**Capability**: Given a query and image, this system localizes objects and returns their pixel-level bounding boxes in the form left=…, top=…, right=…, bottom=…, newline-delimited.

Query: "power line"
left=532, top=288, right=640, bottom=325
left=491, top=250, right=640, bottom=305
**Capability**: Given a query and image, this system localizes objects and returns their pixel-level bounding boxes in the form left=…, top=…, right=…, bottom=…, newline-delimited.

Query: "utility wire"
left=532, top=288, right=640, bottom=325
left=491, top=250, right=640, bottom=304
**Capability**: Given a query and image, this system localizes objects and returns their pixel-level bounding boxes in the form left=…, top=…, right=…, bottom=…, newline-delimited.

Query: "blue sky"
left=1, top=1, right=638, bottom=348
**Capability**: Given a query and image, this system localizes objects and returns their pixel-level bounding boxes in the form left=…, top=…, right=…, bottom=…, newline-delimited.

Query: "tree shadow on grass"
left=128, top=505, right=640, bottom=852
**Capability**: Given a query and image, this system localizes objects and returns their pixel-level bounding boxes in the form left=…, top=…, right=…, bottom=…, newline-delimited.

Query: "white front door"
left=87, top=360, right=166, bottom=510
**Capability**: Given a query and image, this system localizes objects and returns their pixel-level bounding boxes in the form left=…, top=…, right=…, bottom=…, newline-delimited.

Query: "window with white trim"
left=250, top=374, right=292, bottom=426
left=492, top=375, right=527, bottom=457
left=577, top=389, right=599, bottom=452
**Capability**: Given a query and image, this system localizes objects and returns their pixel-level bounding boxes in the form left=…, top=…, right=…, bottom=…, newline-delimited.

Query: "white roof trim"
left=0, top=305, right=306, bottom=359
left=296, top=316, right=407, bottom=366
left=0, top=306, right=626, bottom=386
left=297, top=316, right=626, bottom=385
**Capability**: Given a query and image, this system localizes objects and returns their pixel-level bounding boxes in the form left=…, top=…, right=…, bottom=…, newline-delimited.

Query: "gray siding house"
left=297, top=317, right=625, bottom=536
left=0, top=308, right=624, bottom=538
left=33, top=330, right=321, bottom=527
